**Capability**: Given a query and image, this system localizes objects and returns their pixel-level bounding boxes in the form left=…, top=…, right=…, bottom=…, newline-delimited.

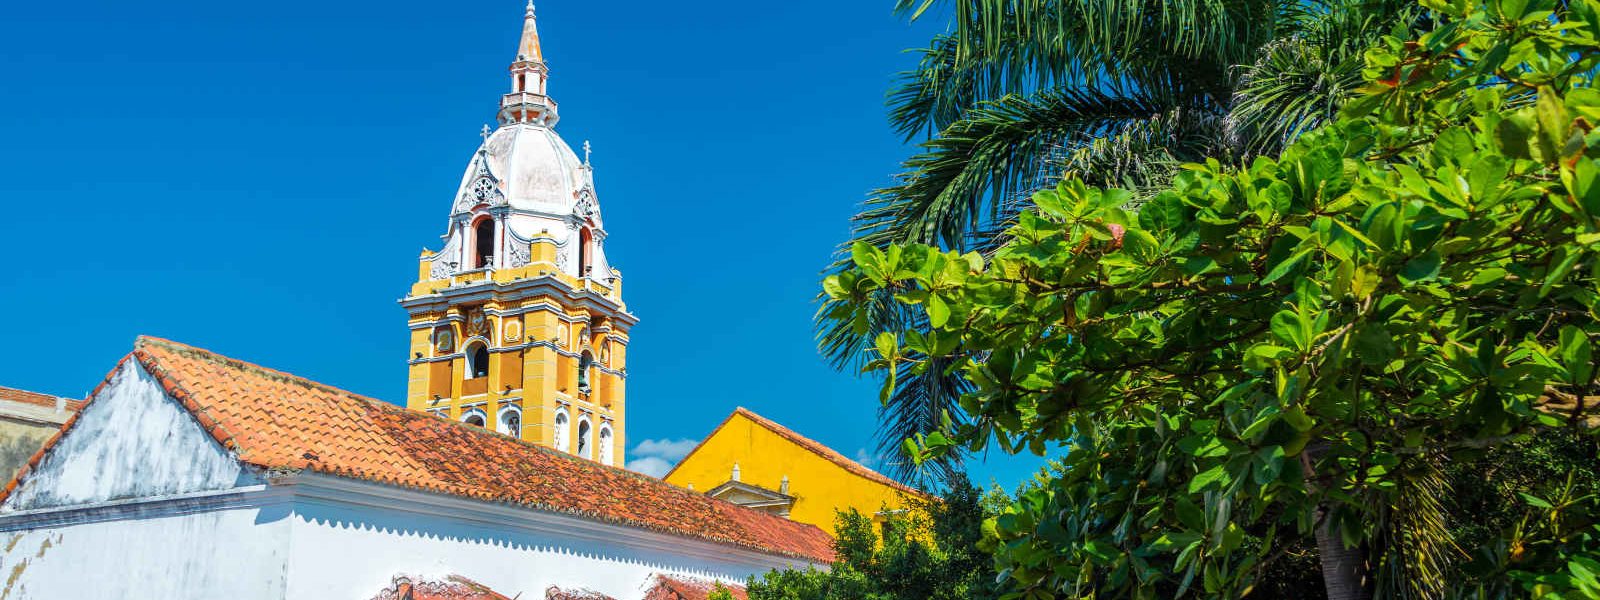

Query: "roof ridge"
left=729, top=407, right=923, bottom=497
left=105, top=337, right=835, bottom=562
left=134, top=337, right=744, bottom=499
left=136, top=336, right=390, bottom=407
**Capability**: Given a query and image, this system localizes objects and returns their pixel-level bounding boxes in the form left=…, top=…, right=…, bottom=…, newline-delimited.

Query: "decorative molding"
left=428, top=234, right=463, bottom=280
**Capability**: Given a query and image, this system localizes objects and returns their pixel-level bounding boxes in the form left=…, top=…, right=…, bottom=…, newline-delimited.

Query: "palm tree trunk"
left=1315, top=505, right=1370, bottom=600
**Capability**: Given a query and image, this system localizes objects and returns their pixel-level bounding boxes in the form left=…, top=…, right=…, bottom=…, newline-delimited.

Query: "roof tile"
left=4, top=337, right=833, bottom=564
left=642, top=575, right=747, bottom=600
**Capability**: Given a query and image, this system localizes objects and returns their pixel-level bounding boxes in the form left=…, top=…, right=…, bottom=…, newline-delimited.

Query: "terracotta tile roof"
left=642, top=575, right=747, bottom=600
left=667, top=407, right=925, bottom=498
left=371, top=575, right=512, bottom=600
left=544, top=587, right=617, bottom=600
left=0, top=386, right=83, bottom=412
left=2, top=337, right=834, bottom=564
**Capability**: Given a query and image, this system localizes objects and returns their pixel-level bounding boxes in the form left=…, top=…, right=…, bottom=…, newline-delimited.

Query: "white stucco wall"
left=284, top=485, right=805, bottom=599
left=0, top=503, right=291, bottom=599
left=2, top=362, right=256, bottom=512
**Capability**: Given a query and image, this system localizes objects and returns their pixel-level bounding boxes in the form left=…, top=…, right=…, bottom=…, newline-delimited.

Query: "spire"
left=517, top=0, right=543, bottom=64
left=499, top=1, right=558, bottom=127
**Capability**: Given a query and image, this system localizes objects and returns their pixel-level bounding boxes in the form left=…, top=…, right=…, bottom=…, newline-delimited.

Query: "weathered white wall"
left=284, top=493, right=799, bottom=599
left=2, top=363, right=257, bottom=512
left=0, top=505, right=291, bottom=599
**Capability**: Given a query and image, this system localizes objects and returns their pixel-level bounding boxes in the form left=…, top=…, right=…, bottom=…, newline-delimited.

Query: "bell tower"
left=401, top=1, right=632, bottom=467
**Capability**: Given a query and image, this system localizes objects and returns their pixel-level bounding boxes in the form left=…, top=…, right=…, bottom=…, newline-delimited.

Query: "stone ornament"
left=504, top=320, right=523, bottom=342
left=433, top=328, right=454, bottom=353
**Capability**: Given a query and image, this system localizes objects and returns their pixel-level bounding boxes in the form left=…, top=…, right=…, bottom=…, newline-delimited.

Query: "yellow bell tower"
left=401, top=1, right=632, bottom=467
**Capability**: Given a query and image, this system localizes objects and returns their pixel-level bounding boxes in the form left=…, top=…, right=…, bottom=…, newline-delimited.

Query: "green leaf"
left=1262, top=248, right=1313, bottom=284
left=1519, top=492, right=1554, bottom=509
left=1399, top=251, right=1442, bottom=285
left=927, top=294, right=951, bottom=328
left=1560, top=325, right=1594, bottom=385
left=1537, top=86, right=1570, bottom=162
left=1189, top=464, right=1232, bottom=493
left=1270, top=310, right=1308, bottom=351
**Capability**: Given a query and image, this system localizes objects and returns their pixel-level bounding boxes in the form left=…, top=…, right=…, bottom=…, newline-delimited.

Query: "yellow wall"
left=403, top=236, right=629, bottom=467
left=664, top=411, right=921, bottom=536
left=0, top=418, right=62, bottom=482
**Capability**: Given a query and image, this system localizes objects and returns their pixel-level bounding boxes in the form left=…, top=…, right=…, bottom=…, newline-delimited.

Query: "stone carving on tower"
left=400, top=1, right=633, bottom=467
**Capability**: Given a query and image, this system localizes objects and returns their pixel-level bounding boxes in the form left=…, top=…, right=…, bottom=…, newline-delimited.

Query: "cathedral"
left=0, top=4, right=922, bottom=599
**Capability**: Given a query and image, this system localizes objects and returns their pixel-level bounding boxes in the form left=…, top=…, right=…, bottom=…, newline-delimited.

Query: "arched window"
left=465, top=342, right=490, bottom=379
left=576, top=418, right=593, bottom=459
left=577, top=351, right=594, bottom=392
left=598, top=425, right=614, bottom=465
left=473, top=218, right=495, bottom=269
left=578, top=227, right=593, bottom=277
left=497, top=405, right=522, bottom=438
left=553, top=410, right=570, bottom=453
left=461, top=408, right=486, bottom=428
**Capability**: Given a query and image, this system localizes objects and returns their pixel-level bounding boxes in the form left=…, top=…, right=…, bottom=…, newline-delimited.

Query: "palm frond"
left=1230, top=0, right=1416, bottom=154
left=866, top=85, right=1206, bottom=253
left=1370, top=456, right=1459, bottom=600
left=887, top=0, right=1278, bottom=140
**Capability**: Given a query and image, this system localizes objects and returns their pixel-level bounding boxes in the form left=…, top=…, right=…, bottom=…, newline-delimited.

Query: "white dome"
left=451, top=123, right=593, bottom=219
left=423, top=5, right=613, bottom=283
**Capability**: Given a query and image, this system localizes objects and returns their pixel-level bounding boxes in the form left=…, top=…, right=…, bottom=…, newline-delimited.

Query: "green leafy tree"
left=823, top=1, right=1600, bottom=597
left=818, top=0, right=1426, bottom=485
left=746, top=477, right=999, bottom=600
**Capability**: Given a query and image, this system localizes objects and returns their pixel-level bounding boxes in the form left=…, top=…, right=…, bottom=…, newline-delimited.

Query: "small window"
left=462, top=409, right=486, bottom=428
left=598, top=426, right=614, bottom=465
left=577, top=419, right=592, bottom=458
left=474, top=218, right=495, bottom=269
left=466, top=342, right=490, bottom=379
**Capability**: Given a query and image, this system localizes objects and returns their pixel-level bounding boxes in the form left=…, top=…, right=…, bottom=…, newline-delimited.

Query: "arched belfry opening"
left=466, top=342, right=490, bottom=380
left=577, top=226, right=594, bottom=277
left=473, top=218, right=495, bottom=269
left=577, top=351, right=594, bottom=392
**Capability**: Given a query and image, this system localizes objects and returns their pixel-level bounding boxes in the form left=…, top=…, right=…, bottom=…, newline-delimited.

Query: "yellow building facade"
left=400, top=2, right=631, bottom=467
left=665, top=408, right=926, bottom=536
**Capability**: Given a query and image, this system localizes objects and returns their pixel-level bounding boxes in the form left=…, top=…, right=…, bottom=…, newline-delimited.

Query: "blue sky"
left=0, top=0, right=1046, bottom=489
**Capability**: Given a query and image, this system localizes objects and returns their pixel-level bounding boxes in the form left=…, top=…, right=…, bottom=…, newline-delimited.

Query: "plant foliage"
left=823, top=1, right=1600, bottom=596
left=745, top=477, right=1000, bottom=600
left=819, top=0, right=1424, bottom=485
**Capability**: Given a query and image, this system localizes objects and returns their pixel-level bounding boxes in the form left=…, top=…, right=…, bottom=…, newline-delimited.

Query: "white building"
left=0, top=337, right=830, bottom=599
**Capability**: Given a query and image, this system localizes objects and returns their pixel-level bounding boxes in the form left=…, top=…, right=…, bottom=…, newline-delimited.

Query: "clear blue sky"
left=0, top=0, right=1045, bottom=489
